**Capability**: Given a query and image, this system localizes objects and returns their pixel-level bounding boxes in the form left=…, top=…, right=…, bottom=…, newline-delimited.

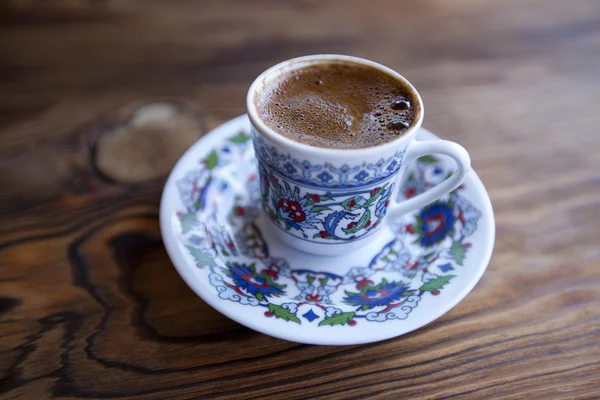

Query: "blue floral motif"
left=317, top=171, right=334, bottom=183
left=344, top=279, right=412, bottom=311
left=386, top=160, right=398, bottom=172
left=354, top=170, right=369, bottom=182
left=328, top=163, right=360, bottom=184
left=367, top=158, right=387, bottom=176
left=293, top=159, right=321, bottom=179
left=226, top=263, right=285, bottom=299
left=414, top=201, right=456, bottom=247
left=283, top=162, right=297, bottom=175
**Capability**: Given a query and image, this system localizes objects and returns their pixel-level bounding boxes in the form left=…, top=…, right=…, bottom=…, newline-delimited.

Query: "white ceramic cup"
left=247, top=55, right=470, bottom=256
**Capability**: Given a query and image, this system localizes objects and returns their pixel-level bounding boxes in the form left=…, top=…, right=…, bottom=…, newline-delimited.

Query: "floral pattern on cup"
left=260, top=162, right=393, bottom=241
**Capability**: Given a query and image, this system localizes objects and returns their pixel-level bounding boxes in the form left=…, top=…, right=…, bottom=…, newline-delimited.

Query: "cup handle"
left=388, top=140, right=471, bottom=219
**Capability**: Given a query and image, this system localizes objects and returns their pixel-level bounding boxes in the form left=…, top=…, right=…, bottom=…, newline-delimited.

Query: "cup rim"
left=247, top=54, right=424, bottom=156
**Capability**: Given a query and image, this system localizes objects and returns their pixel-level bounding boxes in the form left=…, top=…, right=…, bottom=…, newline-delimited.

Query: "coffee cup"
left=247, top=55, right=470, bottom=256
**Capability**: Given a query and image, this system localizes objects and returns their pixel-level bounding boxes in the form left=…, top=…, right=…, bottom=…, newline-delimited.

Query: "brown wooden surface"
left=1, top=1, right=600, bottom=399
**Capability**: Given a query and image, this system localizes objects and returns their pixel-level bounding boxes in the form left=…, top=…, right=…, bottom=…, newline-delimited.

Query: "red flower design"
left=365, top=220, right=371, bottom=228
left=348, top=199, right=357, bottom=207
left=346, top=221, right=357, bottom=229
left=319, top=231, right=330, bottom=238
left=309, top=194, right=320, bottom=202
left=370, top=187, right=381, bottom=197
left=263, top=269, right=279, bottom=279
left=408, top=260, right=420, bottom=270
left=278, top=199, right=306, bottom=222
left=307, top=293, right=321, bottom=302
left=404, top=187, right=417, bottom=198
left=357, top=279, right=374, bottom=289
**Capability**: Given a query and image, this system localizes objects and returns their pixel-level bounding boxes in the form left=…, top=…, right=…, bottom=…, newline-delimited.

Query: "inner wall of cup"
left=251, top=55, right=423, bottom=130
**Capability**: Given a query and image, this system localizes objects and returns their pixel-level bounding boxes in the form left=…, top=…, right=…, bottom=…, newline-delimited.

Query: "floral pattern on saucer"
left=174, top=128, right=482, bottom=327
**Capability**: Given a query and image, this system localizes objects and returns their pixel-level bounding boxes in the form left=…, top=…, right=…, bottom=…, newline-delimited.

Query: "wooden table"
left=1, top=1, right=599, bottom=399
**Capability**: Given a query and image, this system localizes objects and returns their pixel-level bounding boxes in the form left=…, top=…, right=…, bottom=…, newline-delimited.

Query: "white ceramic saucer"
left=160, top=115, right=495, bottom=345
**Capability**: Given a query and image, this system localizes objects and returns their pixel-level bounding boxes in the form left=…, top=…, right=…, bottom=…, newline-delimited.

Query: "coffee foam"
left=255, top=63, right=415, bottom=149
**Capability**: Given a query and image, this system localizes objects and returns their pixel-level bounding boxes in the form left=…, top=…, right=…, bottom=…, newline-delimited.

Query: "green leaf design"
left=418, top=155, right=439, bottom=164
left=180, top=213, right=196, bottom=234
left=310, top=205, right=332, bottom=213
left=306, top=275, right=314, bottom=286
left=205, top=150, right=218, bottom=170
left=319, top=277, right=329, bottom=287
left=363, top=185, right=386, bottom=208
left=341, top=196, right=361, bottom=211
left=268, top=304, right=300, bottom=324
left=283, top=181, right=291, bottom=192
left=319, top=194, right=334, bottom=201
left=256, top=293, right=264, bottom=301
left=342, top=210, right=371, bottom=234
left=345, top=279, right=390, bottom=298
left=255, top=268, right=287, bottom=292
left=419, top=275, right=456, bottom=292
left=228, top=132, right=251, bottom=143
left=186, top=246, right=218, bottom=268
left=402, top=291, right=414, bottom=296
left=319, top=311, right=355, bottom=326
left=272, top=180, right=283, bottom=194
left=451, top=241, right=467, bottom=265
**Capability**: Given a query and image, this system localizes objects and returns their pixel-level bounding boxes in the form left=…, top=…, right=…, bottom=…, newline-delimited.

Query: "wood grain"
left=1, top=0, right=599, bottom=399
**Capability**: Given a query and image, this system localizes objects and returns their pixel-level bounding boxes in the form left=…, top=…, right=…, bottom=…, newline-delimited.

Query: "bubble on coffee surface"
left=391, top=98, right=410, bottom=110
left=256, top=63, right=415, bottom=149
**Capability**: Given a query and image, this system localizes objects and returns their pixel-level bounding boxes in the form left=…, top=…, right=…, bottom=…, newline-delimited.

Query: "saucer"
left=160, top=115, right=495, bottom=345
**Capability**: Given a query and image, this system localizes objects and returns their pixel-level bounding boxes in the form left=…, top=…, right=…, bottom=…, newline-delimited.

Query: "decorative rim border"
left=253, top=134, right=405, bottom=190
